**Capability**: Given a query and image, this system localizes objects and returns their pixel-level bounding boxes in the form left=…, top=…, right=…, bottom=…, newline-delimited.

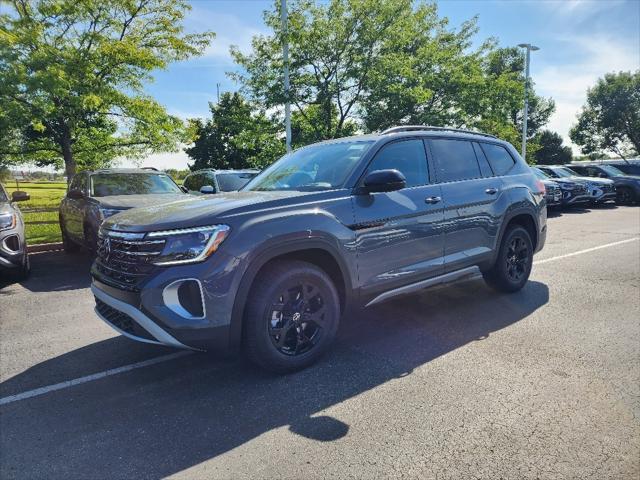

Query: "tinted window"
left=245, top=141, right=373, bottom=192
left=473, top=142, right=494, bottom=178
left=366, top=140, right=428, bottom=188
left=481, top=143, right=515, bottom=176
left=90, top=173, right=182, bottom=196
left=184, top=173, right=207, bottom=192
left=216, top=172, right=257, bottom=192
left=431, top=139, right=480, bottom=182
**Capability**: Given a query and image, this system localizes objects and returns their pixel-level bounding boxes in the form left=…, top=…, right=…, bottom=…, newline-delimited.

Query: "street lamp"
left=517, top=43, right=539, bottom=161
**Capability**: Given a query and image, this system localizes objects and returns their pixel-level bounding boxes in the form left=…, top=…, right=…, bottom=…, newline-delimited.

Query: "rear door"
left=352, top=138, right=445, bottom=296
left=429, top=138, right=505, bottom=273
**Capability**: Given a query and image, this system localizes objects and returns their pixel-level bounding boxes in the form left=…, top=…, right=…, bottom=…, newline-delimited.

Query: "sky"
left=119, top=0, right=640, bottom=170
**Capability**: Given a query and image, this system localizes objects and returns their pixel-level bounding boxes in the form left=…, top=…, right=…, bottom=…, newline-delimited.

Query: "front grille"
left=95, top=298, right=154, bottom=341
left=574, top=185, right=588, bottom=195
left=94, top=231, right=165, bottom=291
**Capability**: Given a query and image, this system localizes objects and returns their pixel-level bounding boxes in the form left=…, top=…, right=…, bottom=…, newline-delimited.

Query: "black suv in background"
left=597, top=159, right=640, bottom=176
left=530, top=167, right=562, bottom=208
left=569, top=163, right=640, bottom=204
left=91, top=126, right=547, bottom=372
left=183, top=169, right=259, bottom=195
left=538, top=165, right=616, bottom=205
left=59, top=169, right=187, bottom=252
left=531, top=167, right=590, bottom=208
left=0, top=184, right=30, bottom=279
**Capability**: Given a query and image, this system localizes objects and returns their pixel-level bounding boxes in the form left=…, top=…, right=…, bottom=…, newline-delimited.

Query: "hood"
left=612, top=175, right=640, bottom=183
left=571, top=175, right=614, bottom=185
left=550, top=178, right=584, bottom=186
left=103, top=190, right=313, bottom=232
left=93, top=193, right=188, bottom=209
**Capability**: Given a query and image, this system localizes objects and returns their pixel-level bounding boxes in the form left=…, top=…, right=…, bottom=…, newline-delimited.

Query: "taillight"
left=536, top=179, right=546, bottom=194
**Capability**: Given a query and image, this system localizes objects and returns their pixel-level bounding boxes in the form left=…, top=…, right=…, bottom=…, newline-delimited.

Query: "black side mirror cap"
left=67, top=189, right=85, bottom=199
left=200, top=185, right=216, bottom=194
left=361, top=169, right=407, bottom=194
left=11, top=191, right=30, bottom=202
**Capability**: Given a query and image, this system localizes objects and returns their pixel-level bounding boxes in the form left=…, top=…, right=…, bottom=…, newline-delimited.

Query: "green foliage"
left=163, top=169, right=190, bottom=182
left=231, top=2, right=553, bottom=150
left=570, top=71, right=640, bottom=158
left=185, top=92, right=285, bottom=171
left=533, top=130, right=573, bottom=165
left=0, top=0, right=214, bottom=178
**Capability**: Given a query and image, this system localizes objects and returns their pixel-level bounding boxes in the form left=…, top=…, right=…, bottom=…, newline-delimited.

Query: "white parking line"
left=1, top=236, right=638, bottom=407
left=0, top=351, right=192, bottom=406
left=533, top=237, right=639, bottom=265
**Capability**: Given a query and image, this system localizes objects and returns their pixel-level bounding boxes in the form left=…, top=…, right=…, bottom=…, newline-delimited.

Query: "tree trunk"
left=61, top=128, right=76, bottom=186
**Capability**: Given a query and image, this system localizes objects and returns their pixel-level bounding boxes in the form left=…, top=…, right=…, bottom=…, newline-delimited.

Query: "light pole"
left=281, top=0, right=291, bottom=152
left=517, top=43, right=539, bottom=161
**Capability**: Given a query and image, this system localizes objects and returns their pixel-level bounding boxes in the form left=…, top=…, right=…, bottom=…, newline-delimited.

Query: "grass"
left=2, top=181, right=66, bottom=244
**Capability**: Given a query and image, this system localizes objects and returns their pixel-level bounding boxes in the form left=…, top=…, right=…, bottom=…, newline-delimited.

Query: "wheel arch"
left=228, top=239, right=355, bottom=350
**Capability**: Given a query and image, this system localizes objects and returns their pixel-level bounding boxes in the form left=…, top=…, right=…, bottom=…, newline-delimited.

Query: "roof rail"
left=141, top=167, right=159, bottom=171
left=381, top=125, right=497, bottom=139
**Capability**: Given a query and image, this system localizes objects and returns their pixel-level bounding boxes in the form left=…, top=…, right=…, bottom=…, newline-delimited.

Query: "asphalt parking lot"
left=1, top=205, right=639, bottom=479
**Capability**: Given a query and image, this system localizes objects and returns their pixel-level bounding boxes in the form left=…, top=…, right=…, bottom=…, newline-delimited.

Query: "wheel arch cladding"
left=228, top=242, right=352, bottom=350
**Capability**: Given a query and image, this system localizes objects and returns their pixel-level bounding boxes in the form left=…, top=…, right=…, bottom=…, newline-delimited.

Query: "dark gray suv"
left=91, top=126, right=547, bottom=372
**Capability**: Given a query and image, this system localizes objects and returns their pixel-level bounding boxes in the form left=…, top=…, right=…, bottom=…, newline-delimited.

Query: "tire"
left=483, top=225, right=534, bottom=293
left=243, top=260, right=341, bottom=373
left=60, top=219, right=80, bottom=253
left=617, top=187, right=636, bottom=206
left=84, top=223, right=98, bottom=255
left=13, top=251, right=30, bottom=281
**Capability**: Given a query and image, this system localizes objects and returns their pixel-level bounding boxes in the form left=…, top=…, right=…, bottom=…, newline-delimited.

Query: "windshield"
left=0, top=185, right=7, bottom=203
left=216, top=172, right=258, bottom=192
left=244, top=141, right=374, bottom=192
left=551, top=167, right=578, bottom=178
left=532, top=167, right=550, bottom=180
left=90, top=173, right=182, bottom=197
left=600, top=165, right=625, bottom=176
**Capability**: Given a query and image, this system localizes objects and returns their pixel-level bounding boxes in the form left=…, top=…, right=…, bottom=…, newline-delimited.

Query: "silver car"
left=0, top=184, right=30, bottom=279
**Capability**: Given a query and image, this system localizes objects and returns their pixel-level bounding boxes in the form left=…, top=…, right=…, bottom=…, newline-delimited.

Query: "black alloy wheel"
left=505, top=236, right=529, bottom=283
left=483, top=225, right=533, bottom=293
left=244, top=260, right=340, bottom=373
left=268, top=282, right=327, bottom=356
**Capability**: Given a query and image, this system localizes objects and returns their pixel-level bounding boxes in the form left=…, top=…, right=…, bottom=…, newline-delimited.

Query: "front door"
left=352, top=138, right=445, bottom=297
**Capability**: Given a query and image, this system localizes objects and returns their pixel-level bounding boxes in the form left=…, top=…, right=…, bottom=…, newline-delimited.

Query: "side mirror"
left=11, top=191, right=30, bottom=202
left=200, top=185, right=216, bottom=194
left=362, top=169, right=406, bottom=193
left=67, top=189, right=85, bottom=199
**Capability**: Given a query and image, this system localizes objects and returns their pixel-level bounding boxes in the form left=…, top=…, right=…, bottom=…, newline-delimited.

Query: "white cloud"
left=533, top=33, right=639, bottom=152
left=185, top=8, right=268, bottom=64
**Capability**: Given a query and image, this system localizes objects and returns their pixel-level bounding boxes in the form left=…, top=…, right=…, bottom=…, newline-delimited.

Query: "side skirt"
left=364, top=266, right=480, bottom=307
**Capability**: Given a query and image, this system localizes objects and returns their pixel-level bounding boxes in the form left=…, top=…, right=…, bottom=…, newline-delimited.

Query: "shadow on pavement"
left=0, top=250, right=92, bottom=292
left=0, top=277, right=549, bottom=479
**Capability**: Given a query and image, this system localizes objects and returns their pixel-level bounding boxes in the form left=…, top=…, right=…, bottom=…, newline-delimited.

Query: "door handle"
left=485, top=188, right=498, bottom=195
left=425, top=196, right=441, bottom=204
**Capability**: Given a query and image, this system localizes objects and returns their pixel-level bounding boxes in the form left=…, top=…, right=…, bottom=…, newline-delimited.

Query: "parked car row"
left=531, top=162, right=640, bottom=209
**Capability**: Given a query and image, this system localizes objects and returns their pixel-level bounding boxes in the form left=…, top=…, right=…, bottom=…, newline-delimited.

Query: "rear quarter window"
left=480, top=143, right=516, bottom=176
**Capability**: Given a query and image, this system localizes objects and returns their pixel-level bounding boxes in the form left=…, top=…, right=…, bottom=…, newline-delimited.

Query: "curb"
left=27, top=242, right=63, bottom=253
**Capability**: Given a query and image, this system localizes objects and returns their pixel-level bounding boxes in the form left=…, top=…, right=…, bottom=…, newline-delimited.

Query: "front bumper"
left=591, top=191, right=617, bottom=203
left=0, top=231, right=26, bottom=271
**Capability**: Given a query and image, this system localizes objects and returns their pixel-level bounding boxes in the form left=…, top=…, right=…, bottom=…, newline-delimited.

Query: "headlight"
left=99, top=208, right=123, bottom=220
left=0, top=213, right=16, bottom=231
left=147, top=225, right=230, bottom=266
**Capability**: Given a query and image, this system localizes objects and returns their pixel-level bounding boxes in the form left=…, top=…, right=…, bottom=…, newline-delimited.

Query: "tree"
left=291, top=104, right=357, bottom=147
left=231, top=0, right=412, bottom=141
left=570, top=71, right=639, bottom=159
left=0, top=0, right=214, bottom=181
left=185, top=92, right=285, bottom=171
left=532, top=130, right=573, bottom=165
